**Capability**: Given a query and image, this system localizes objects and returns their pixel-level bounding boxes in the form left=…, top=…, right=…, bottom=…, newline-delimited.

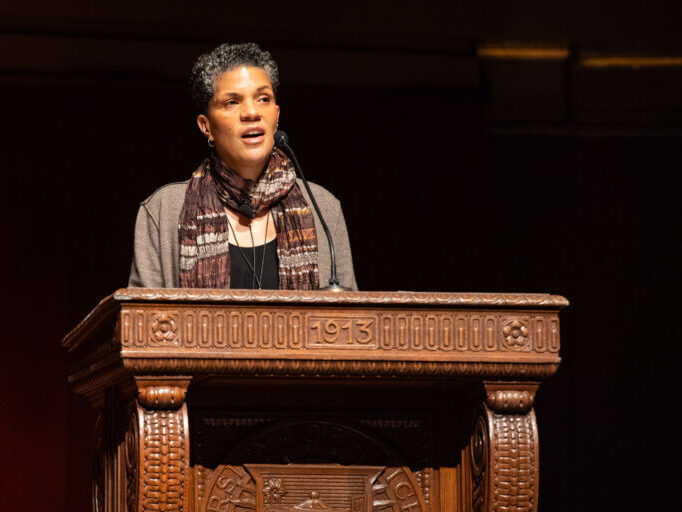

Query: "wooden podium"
left=62, top=288, right=567, bottom=512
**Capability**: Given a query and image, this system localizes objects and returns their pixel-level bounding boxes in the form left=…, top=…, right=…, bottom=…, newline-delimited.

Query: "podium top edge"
left=112, top=287, right=570, bottom=308
left=61, top=288, right=569, bottom=351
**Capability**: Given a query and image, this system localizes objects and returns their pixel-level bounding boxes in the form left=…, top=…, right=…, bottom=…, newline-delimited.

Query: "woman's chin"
left=226, top=155, right=272, bottom=178
left=217, top=147, right=267, bottom=172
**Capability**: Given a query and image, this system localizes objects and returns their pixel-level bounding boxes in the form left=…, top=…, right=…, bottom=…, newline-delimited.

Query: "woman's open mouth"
left=241, top=128, right=266, bottom=144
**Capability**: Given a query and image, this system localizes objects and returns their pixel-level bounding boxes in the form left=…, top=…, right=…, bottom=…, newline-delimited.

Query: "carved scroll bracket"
left=132, top=380, right=192, bottom=511
left=483, top=381, right=538, bottom=414
left=469, top=403, right=539, bottom=512
left=135, top=376, right=192, bottom=409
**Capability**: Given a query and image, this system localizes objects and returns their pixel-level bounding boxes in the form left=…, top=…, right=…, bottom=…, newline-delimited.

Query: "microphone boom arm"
left=275, top=131, right=350, bottom=291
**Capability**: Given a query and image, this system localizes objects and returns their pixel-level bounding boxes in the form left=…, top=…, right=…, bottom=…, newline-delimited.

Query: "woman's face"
left=197, top=66, right=280, bottom=178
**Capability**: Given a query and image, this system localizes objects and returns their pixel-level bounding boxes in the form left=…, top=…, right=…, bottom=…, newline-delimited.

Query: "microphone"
left=274, top=130, right=351, bottom=292
left=274, top=130, right=289, bottom=148
left=237, top=202, right=256, bottom=219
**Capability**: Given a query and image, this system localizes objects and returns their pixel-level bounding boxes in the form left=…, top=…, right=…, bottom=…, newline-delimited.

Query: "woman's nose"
left=240, top=99, right=261, bottom=120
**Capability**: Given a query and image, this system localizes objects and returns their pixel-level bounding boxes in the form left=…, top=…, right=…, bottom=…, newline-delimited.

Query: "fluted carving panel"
left=120, top=308, right=559, bottom=356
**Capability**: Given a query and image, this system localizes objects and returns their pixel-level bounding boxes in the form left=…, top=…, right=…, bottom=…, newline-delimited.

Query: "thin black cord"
left=247, top=222, right=256, bottom=288
left=258, top=213, right=270, bottom=287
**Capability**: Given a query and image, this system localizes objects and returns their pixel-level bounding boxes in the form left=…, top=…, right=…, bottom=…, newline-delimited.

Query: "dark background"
left=1, top=2, right=681, bottom=510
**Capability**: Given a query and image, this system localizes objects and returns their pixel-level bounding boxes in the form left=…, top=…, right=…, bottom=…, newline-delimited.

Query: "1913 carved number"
left=307, top=317, right=376, bottom=348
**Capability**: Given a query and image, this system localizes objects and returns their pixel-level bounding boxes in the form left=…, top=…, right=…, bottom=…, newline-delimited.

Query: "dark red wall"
left=2, top=3, right=681, bottom=511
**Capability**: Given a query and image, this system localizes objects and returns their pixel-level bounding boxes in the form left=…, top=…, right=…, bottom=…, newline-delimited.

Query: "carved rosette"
left=262, top=478, right=287, bottom=505
left=151, top=313, right=179, bottom=344
left=470, top=404, right=538, bottom=512
left=501, top=320, right=530, bottom=350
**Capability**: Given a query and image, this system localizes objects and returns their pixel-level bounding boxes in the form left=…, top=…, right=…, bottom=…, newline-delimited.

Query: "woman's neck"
left=216, top=149, right=265, bottom=181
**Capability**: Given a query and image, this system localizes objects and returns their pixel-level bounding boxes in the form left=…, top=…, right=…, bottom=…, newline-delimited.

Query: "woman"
left=128, top=43, right=356, bottom=290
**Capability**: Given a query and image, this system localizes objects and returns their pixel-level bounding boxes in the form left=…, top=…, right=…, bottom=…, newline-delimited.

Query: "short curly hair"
left=190, top=42, right=279, bottom=114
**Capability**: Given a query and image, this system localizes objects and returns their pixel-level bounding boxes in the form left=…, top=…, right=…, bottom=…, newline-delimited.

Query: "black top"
left=228, top=239, right=279, bottom=289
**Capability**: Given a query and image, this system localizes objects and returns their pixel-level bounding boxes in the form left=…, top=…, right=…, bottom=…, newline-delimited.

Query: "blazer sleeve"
left=332, top=202, right=358, bottom=291
left=128, top=203, right=163, bottom=288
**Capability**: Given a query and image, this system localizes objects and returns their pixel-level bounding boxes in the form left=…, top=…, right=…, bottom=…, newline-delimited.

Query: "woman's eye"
left=258, top=96, right=271, bottom=103
left=224, top=99, right=238, bottom=107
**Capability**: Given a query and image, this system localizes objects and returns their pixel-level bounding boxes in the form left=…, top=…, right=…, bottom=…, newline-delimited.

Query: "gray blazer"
left=128, top=179, right=357, bottom=290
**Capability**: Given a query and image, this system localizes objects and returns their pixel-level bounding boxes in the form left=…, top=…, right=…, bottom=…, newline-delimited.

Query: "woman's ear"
left=196, top=114, right=211, bottom=139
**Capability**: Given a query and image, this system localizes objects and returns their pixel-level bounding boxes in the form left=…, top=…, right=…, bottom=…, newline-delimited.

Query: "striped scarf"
left=178, top=149, right=319, bottom=289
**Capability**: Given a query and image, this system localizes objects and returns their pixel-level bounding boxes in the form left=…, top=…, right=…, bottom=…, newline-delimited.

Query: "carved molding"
left=484, top=382, right=539, bottom=414
left=62, top=295, right=120, bottom=351
left=470, top=404, right=538, bottom=512
left=140, top=404, right=190, bottom=511
left=120, top=308, right=560, bottom=355
left=69, top=362, right=133, bottom=407
left=486, top=391, right=535, bottom=413
left=138, top=385, right=186, bottom=409
left=123, top=358, right=559, bottom=380
left=62, top=289, right=567, bottom=355
left=114, top=288, right=569, bottom=308
left=135, top=378, right=191, bottom=409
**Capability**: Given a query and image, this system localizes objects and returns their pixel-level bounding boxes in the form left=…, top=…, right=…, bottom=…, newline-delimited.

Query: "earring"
left=207, top=138, right=215, bottom=148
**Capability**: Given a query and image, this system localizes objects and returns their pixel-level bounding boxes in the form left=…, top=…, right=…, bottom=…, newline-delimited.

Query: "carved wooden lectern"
left=62, top=289, right=567, bottom=512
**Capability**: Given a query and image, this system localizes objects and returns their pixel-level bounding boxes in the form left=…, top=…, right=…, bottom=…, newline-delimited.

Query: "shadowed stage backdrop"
left=1, top=2, right=681, bottom=511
